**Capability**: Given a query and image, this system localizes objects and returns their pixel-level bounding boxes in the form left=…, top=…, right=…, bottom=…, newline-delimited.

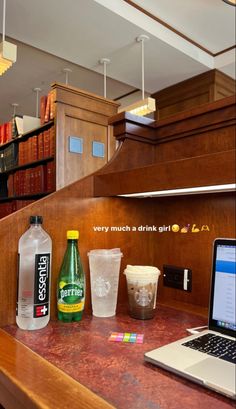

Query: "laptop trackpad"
left=185, top=358, right=235, bottom=390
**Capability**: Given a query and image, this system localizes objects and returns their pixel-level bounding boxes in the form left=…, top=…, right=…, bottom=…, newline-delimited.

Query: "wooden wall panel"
left=63, top=115, right=108, bottom=185
left=0, top=96, right=235, bottom=327
left=53, top=83, right=119, bottom=189
left=152, top=69, right=235, bottom=120
left=151, top=193, right=235, bottom=308
left=0, top=175, right=155, bottom=326
left=154, top=124, right=236, bottom=163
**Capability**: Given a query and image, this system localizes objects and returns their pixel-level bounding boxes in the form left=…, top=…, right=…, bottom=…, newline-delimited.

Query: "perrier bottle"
left=57, top=230, right=85, bottom=322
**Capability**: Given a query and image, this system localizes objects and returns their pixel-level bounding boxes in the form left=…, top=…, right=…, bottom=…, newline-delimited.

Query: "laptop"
left=144, top=238, right=236, bottom=399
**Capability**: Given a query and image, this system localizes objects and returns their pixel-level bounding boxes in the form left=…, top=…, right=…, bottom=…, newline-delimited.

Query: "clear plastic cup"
left=88, top=249, right=123, bottom=317
left=124, top=265, right=161, bottom=320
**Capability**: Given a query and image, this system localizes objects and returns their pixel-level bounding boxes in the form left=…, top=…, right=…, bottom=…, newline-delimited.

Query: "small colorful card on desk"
left=109, top=332, right=144, bottom=344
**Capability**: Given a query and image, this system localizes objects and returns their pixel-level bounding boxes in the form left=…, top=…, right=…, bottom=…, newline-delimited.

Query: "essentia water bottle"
left=16, top=215, right=52, bottom=330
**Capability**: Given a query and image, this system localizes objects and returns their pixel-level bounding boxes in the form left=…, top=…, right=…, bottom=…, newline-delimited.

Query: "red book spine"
left=30, top=168, right=35, bottom=194
left=4, top=123, right=8, bottom=143
left=27, top=139, right=32, bottom=164
left=49, top=90, right=56, bottom=120
left=18, top=143, right=23, bottom=166
left=43, top=130, right=50, bottom=158
left=0, top=125, right=5, bottom=145
left=26, top=169, right=31, bottom=195
left=44, top=95, right=50, bottom=123
left=7, top=174, right=14, bottom=197
left=21, top=141, right=27, bottom=165
left=31, top=135, right=38, bottom=162
left=49, top=126, right=55, bottom=157
left=40, top=95, right=47, bottom=125
left=38, top=132, right=44, bottom=160
left=38, top=165, right=44, bottom=192
left=7, top=121, right=12, bottom=142
left=19, top=170, right=24, bottom=195
left=20, top=170, right=25, bottom=196
left=45, top=162, right=55, bottom=192
left=15, top=171, right=18, bottom=196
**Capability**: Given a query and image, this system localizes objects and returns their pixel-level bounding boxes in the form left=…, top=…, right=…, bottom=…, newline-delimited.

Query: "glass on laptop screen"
left=212, top=243, right=236, bottom=332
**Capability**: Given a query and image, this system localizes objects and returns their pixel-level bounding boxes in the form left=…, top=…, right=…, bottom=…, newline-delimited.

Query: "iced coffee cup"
left=124, top=265, right=161, bottom=320
left=88, top=249, right=123, bottom=317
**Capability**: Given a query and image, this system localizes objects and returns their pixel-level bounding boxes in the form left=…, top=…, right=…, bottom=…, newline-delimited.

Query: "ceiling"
left=0, top=0, right=235, bottom=123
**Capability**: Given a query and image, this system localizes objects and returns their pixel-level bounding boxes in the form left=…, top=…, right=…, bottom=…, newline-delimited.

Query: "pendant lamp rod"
left=11, top=103, right=18, bottom=117
left=136, top=34, right=150, bottom=100
left=62, top=67, right=72, bottom=85
left=99, top=58, right=110, bottom=98
left=2, top=0, right=6, bottom=42
left=33, top=87, right=42, bottom=118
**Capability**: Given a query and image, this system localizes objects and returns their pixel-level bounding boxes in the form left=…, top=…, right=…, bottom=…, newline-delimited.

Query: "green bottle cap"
left=67, top=230, right=79, bottom=240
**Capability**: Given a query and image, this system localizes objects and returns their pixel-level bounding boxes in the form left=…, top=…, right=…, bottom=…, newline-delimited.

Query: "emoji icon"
left=201, top=225, right=210, bottom=231
left=191, top=224, right=200, bottom=233
left=180, top=224, right=190, bottom=233
left=172, top=224, right=180, bottom=233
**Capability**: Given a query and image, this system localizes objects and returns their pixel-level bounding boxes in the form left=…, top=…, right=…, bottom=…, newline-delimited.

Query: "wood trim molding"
left=0, top=330, right=114, bottom=409
left=108, top=96, right=236, bottom=145
left=94, top=150, right=236, bottom=196
left=123, top=0, right=235, bottom=57
left=214, top=44, right=236, bottom=56
left=52, top=82, right=120, bottom=108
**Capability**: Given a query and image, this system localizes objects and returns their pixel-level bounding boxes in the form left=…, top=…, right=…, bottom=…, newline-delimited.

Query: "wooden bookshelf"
left=0, top=155, right=54, bottom=174
left=0, top=120, right=54, bottom=149
left=0, top=84, right=119, bottom=218
left=0, top=120, right=55, bottom=218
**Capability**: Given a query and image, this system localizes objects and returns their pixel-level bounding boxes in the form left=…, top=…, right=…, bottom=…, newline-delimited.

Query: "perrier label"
left=57, top=230, right=86, bottom=322
left=58, top=281, right=84, bottom=313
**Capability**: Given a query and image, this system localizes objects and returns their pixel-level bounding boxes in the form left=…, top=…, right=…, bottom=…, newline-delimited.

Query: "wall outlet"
left=163, top=265, right=192, bottom=292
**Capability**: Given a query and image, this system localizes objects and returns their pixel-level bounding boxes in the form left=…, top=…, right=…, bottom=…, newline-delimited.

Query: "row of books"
left=0, top=126, right=55, bottom=172
left=18, top=126, right=55, bottom=165
left=0, top=200, right=35, bottom=219
left=7, top=162, right=55, bottom=197
left=0, top=115, right=41, bottom=145
left=0, top=90, right=55, bottom=146
left=40, top=90, right=56, bottom=125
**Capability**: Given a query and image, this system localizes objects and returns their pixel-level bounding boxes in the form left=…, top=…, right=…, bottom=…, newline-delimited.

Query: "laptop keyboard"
left=182, top=333, right=236, bottom=364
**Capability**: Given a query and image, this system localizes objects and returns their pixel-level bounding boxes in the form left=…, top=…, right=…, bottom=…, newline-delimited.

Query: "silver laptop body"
left=144, top=238, right=236, bottom=399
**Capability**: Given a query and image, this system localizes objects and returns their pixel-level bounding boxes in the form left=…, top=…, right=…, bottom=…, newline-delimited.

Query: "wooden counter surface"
left=1, top=305, right=235, bottom=409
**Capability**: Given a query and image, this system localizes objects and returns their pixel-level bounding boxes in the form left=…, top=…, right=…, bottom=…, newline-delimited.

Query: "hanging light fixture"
left=222, top=0, right=236, bottom=5
left=0, top=0, right=17, bottom=75
left=119, top=34, right=156, bottom=117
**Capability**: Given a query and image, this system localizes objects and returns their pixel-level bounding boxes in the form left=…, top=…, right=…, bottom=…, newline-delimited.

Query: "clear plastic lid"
left=88, top=248, right=123, bottom=257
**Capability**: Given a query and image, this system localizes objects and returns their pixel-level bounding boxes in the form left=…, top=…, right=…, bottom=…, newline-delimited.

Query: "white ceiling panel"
left=0, top=0, right=235, bottom=123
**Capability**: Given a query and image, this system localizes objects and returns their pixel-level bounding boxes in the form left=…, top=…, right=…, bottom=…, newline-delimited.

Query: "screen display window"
left=212, top=244, right=236, bottom=331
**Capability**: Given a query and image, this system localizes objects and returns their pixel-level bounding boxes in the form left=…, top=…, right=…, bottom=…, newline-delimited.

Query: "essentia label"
left=33, top=253, right=50, bottom=318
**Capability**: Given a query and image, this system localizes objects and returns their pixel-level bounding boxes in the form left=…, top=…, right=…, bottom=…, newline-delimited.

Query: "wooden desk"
left=0, top=305, right=234, bottom=409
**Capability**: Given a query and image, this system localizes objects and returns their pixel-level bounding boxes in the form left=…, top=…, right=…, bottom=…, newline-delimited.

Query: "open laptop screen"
left=209, top=239, right=236, bottom=336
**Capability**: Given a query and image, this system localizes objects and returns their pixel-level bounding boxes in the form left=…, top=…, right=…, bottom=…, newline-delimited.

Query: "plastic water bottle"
left=57, top=230, right=85, bottom=322
left=16, top=215, right=52, bottom=330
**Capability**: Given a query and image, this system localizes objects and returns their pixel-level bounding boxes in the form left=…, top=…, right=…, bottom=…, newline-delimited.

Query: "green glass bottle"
left=57, top=230, right=85, bottom=322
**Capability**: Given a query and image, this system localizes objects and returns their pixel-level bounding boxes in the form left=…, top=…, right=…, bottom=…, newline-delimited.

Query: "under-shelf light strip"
left=118, top=184, right=236, bottom=198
